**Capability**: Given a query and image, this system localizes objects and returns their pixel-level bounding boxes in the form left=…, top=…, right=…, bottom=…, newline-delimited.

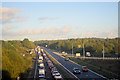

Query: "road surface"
left=43, top=47, right=107, bottom=80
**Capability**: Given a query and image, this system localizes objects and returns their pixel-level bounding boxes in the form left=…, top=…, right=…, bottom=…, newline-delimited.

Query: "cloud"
left=39, top=17, right=58, bottom=21
left=17, top=26, right=70, bottom=35
left=2, top=26, right=71, bottom=37
left=2, top=26, right=14, bottom=32
left=62, top=26, right=71, bottom=33
left=71, top=30, right=118, bottom=38
left=0, top=6, right=27, bottom=24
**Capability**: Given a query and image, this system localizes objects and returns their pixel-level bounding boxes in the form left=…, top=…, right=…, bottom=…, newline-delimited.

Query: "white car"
left=39, top=63, right=45, bottom=69
left=54, top=73, right=63, bottom=80
left=39, top=74, right=46, bottom=80
left=38, top=69, right=45, bottom=75
left=38, top=59, right=43, bottom=64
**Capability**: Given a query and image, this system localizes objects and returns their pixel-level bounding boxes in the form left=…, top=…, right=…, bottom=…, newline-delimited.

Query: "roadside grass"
left=69, top=57, right=120, bottom=79
left=44, top=50, right=78, bottom=80
left=81, top=59, right=120, bottom=74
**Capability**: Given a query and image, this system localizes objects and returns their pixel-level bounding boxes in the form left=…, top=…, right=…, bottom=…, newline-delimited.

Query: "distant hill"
left=2, top=38, right=36, bottom=79
left=34, top=38, right=120, bottom=57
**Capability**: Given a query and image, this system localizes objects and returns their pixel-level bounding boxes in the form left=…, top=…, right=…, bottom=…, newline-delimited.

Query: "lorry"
left=86, top=52, right=91, bottom=57
left=39, top=69, right=45, bottom=79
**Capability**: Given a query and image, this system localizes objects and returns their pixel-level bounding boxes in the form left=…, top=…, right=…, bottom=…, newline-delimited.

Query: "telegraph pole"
left=103, top=44, right=104, bottom=60
left=83, top=40, right=85, bottom=57
left=72, top=43, right=73, bottom=57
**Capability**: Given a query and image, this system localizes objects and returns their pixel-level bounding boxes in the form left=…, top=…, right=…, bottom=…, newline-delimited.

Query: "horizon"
left=1, top=37, right=119, bottom=42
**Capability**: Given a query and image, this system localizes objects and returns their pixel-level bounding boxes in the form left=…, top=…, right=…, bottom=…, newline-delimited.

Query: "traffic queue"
left=37, top=47, right=63, bottom=80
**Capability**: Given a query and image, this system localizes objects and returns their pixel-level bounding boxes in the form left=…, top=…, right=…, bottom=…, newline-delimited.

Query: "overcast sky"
left=1, top=2, right=118, bottom=41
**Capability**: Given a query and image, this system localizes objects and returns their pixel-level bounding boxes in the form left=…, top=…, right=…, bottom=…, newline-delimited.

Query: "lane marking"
left=69, top=59, right=107, bottom=79
left=43, top=49, right=80, bottom=80
left=52, top=51, right=107, bottom=79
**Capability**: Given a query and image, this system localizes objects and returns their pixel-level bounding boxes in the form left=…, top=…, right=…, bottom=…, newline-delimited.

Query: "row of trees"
left=2, top=38, right=36, bottom=79
left=34, top=38, right=120, bottom=57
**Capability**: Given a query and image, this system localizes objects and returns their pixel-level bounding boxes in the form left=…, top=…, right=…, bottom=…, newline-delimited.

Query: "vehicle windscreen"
left=75, top=68, right=79, bottom=70
left=83, top=67, right=87, bottom=69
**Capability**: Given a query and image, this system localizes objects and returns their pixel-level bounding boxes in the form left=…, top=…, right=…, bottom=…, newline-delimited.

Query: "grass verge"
left=69, top=57, right=120, bottom=79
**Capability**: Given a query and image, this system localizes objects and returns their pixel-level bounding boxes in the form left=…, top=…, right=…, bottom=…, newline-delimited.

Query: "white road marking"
left=44, top=49, right=80, bottom=80
left=53, top=51, right=108, bottom=79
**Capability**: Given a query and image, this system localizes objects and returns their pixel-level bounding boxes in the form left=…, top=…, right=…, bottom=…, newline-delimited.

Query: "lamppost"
left=103, top=44, right=105, bottom=60
left=83, top=40, right=85, bottom=57
left=72, top=43, right=73, bottom=57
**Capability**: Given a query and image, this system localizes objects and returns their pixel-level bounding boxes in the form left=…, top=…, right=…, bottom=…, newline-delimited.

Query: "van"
left=39, top=63, right=45, bottom=69
left=39, top=69, right=45, bottom=78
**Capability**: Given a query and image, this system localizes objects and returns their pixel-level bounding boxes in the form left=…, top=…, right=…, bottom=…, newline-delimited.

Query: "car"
left=73, top=67, right=81, bottom=74
left=54, top=73, right=63, bottom=80
left=39, top=74, right=46, bottom=80
left=47, top=60, right=51, bottom=64
left=46, top=58, right=49, bottom=61
left=48, top=63, right=54, bottom=69
left=39, top=56, right=43, bottom=60
left=39, top=77, right=46, bottom=80
left=39, top=63, right=45, bottom=69
left=65, top=57, right=69, bottom=61
left=52, top=70, right=59, bottom=76
left=82, top=66, right=88, bottom=72
left=38, top=69, right=45, bottom=75
left=51, top=67, right=57, bottom=73
left=38, top=59, right=43, bottom=64
left=43, top=53, right=46, bottom=57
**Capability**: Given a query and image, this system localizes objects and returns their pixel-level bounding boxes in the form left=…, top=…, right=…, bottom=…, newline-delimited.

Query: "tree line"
left=34, top=38, right=120, bottom=57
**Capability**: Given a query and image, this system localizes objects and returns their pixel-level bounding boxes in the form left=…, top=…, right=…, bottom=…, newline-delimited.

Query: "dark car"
left=82, top=66, right=88, bottom=72
left=73, top=67, right=81, bottom=74
left=65, top=57, right=69, bottom=61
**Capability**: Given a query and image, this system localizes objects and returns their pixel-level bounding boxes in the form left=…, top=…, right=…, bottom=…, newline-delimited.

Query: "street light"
left=102, top=44, right=105, bottom=60
left=83, top=40, right=85, bottom=57
left=72, top=43, right=73, bottom=57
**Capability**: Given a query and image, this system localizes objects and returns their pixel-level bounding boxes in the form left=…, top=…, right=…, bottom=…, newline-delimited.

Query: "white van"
left=39, top=69, right=45, bottom=79
left=39, top=63, right=45, bottom=69
left=39, top=56, right=43, bottom=60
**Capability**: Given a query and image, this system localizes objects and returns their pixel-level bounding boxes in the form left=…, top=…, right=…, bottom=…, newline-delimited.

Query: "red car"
left=82, top=66, right=88, bottom=72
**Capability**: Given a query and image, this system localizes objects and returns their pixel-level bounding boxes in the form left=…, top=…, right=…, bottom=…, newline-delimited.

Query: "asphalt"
left=43, top=47, right=107, bottom=80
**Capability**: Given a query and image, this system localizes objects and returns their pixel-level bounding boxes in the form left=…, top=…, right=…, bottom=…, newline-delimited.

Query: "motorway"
left=35, top=51, right=54, bottom=80
left=43, top=47, right=107, bottom=80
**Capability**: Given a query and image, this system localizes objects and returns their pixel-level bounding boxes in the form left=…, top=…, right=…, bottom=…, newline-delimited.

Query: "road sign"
left=78, top=45, right=81, bottom=48
left=76, top=53, right=80, bottom=57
